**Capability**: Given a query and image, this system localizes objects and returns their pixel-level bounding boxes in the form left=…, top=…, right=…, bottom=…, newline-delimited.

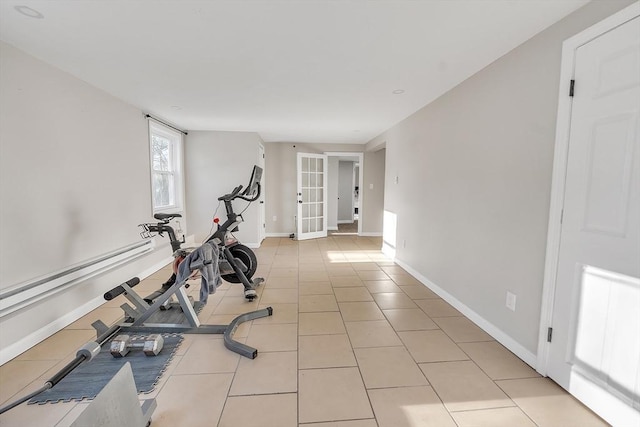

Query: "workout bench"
left=98, top=273, right=272, bottom=359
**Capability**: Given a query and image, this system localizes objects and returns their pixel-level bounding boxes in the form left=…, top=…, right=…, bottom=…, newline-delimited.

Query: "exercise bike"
left=139, top=165, right=264, bottom=301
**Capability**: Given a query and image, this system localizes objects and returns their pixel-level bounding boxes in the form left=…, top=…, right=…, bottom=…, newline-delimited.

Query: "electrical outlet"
left=402, top=239, right=406, bottom=248
left=394, top=175, right=399, bottom=184
left=272, top=216, right=277, bottom=222
left=369, top=183, right=373, bottom=190
left=506, top=291, right=517, bottom=311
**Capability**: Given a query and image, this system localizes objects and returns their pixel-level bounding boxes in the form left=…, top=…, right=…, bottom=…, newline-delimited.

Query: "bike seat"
left=154, top=213, right=182, bottom=221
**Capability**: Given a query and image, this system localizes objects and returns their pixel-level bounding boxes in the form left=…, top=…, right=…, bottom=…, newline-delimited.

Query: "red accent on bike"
left=213, top=217, right=220, bottom=224
left=172, top=256, right=185, bottom=274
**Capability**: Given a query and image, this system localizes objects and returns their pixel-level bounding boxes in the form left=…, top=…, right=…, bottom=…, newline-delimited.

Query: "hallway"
left=329, top=220, right=359, bottom=235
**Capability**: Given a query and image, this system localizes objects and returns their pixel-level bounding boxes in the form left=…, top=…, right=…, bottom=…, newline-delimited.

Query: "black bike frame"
left=145, top=223, right=183, bottom=252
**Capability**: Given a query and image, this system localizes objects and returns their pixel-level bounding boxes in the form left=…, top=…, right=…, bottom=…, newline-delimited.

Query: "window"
left=149, top=121, right=183, bottom=213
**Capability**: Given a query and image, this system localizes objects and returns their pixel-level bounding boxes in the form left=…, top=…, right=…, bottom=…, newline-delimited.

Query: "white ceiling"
left=0, top=0, right=589, bottom=144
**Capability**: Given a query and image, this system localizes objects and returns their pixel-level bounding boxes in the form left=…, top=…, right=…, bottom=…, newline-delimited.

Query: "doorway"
left=324, top=152, right=364, bottom=236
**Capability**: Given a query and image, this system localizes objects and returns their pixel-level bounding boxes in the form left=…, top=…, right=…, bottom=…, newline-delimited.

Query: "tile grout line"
left=334, top=254, right=378, bottom=424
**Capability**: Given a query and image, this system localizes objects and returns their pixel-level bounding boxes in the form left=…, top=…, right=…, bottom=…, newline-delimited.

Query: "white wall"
left=327, top=157, right=339, bottom=230
left=366, top=0, right=634, bottom=358
left=361, top=148, right=385, bottom=235
left=185, top=131, right=263, bottom=246
left=338, top=161, right=355, bottom=222
left=0, top=42, right=175, bottom=362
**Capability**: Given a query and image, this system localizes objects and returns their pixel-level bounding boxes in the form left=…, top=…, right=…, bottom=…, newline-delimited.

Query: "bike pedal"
left=244, top=289, right=257, bottom=300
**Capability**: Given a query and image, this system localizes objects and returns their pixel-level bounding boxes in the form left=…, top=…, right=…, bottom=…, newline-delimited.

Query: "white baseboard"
left=393, top=258, right=538, bottom=368
left=0, top=256, right=172, bottom=366
left=382, top=242, right=396, bottom=260
left=0, top=295, right=104, bottom=366
left=266, top=233, right=293, bottom=238
left=359, top=232, right=382, bottom=237
left=328, top=226, right=338, bottom=231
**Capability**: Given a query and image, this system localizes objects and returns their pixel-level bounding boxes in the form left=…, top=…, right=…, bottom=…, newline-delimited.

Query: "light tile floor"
left=0, top=236, right=609, bottom=426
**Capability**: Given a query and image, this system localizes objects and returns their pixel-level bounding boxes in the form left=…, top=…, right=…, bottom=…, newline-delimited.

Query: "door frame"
left=324, top=152, right=364, bottom=235
left=258, top=143, right=266, bottom=243
left=537, top=1, right=640, bottom=375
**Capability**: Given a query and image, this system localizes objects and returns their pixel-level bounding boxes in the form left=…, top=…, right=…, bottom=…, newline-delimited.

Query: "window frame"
left=149, top=121, right=184, bottom=214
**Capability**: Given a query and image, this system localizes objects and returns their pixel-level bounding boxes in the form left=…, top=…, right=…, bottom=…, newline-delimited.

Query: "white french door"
left=296, top=153, right=328, bottom=240
left=546, top=12, right=640, bottom=426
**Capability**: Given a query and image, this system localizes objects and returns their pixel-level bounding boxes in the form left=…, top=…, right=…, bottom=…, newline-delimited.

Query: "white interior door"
left=547, top=16, right=640, bottom=426
left=297, top=153, right=328, bottom=240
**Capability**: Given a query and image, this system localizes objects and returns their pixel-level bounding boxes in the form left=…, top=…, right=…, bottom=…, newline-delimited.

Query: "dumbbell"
left=110, top=334, right=164, bottom=358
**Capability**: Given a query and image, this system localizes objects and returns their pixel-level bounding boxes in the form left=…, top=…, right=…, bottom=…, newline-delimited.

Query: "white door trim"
left=324, top=152, right=364, bottom=235
left=537, top=1, right=640, bottom=376
left=258, top=143, right=266, bottom=244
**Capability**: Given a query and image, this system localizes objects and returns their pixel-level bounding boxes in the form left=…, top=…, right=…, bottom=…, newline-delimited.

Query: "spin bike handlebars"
left=218, top=185, right=244, bottom=202
left=139, top=216, right=184, bottom=252
left=217, top=183, right=261, bottom=203
left=239, top=183, right=261, bottom=202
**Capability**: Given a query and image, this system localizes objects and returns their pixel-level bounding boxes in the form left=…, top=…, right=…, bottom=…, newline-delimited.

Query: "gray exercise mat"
left=29, top=334, right=182, bottom=404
